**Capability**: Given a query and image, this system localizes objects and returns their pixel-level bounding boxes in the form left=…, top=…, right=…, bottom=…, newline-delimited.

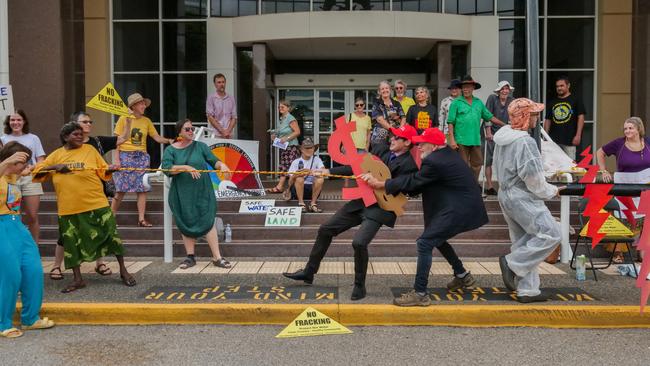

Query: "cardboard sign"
left=0, top=84, right=14, bottom=119
left=86, top=82, right=132, bottom=117
left=580, top=214, right=634, bottom=237
left=265, top=206, right=301, bottom=227
left=276, top=307, right=352, bottom=338
left=239, top=199, right=275, bottom=214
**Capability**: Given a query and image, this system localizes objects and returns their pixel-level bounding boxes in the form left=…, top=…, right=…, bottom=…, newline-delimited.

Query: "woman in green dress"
left=162, top=119, right=232, bottom=269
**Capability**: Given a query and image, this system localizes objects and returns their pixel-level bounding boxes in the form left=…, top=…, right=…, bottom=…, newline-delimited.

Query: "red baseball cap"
left=390, top=124, right=418, bottom=141
left=411, top=127, right=445, bottom=145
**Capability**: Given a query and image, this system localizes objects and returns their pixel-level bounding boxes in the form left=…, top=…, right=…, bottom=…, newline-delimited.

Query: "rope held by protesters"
left=33, top=167, right=356, bottom=179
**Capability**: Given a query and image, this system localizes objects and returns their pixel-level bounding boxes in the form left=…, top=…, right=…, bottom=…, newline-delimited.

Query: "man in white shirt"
left=205, top=73, right=237, bottom=138
left=287, top=138, right=325, bottom=213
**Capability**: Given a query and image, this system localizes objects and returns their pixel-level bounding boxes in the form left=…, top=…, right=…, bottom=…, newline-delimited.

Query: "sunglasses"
left=183, top=127, right=195, bottom=132
left=79, top=120, right=93, bottom=124
left=395, top=86, right=404, bottom=90
left=355, top=103, right=364, bottom=107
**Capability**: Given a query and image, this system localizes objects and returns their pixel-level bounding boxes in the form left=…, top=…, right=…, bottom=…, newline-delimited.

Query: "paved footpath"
left=25, top=257, right=650, bottom=328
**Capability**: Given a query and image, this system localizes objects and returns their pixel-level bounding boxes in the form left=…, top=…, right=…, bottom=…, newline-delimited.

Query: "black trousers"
left=305, top=208, right=383, bottom=286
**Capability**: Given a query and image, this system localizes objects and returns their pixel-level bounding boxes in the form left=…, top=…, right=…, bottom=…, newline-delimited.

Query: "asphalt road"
left=2, top=325, right=649, bottom=366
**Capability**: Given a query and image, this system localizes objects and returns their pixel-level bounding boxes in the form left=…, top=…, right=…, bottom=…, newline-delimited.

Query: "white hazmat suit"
left=493, top=125, right=561, bottom=296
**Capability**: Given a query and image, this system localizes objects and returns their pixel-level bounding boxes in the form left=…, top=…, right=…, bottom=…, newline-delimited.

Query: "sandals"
left=213, top=258, right=232, bottom=268
left=282, top=189, right=292, bottom=201
left=309, top=203, right=323, bottom=213
left=49, top=267, right=64, bottom=281
left=94, top=263, right=112, bottom=276
left=179, top=256, right=196, bottom=269
left=299, top=203, right=308, bottom=213
left=61, top=281, right=86, bottom=294
left=120, top=274, right=137, bottom=287
left=0, top=327, right=23, bottom=338
left=138, top=219, right=153, bottom=227
left=612, top=251, right=625, bottom=264
left=22, top=317, right=55, bottom=331
left=266, top=187, right=283, bottom=194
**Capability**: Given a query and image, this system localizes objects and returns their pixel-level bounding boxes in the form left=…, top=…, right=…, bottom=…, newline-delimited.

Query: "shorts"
left=290, top=184, right=318, bottom=201
left=482, top=138, right=496, bottom=166
left=17, top=175, right=44, bottom=196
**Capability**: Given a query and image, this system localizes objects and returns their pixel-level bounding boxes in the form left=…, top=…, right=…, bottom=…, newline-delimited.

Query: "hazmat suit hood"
left=493, top=125, right=529, bottom=147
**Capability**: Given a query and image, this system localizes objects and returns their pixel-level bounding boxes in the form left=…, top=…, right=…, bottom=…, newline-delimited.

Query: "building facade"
left=2, top=0, right=647, bottom=171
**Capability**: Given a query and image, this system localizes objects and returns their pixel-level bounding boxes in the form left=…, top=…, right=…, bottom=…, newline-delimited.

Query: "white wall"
left=468, top=16, right=500, bottom=102
left=0, top=0, right=9, bottom=85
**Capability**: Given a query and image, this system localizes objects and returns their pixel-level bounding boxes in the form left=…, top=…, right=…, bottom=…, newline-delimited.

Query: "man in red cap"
left=363, top=127, right=488, bottom=306
left=284, top=124, right=419, bottom=301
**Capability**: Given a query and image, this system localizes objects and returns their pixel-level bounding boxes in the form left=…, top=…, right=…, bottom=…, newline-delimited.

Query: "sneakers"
left=499, top=256, right=517, bottom=291
left=393, top=290, right=431, bottom=307
left=446, top=272, right=476, bottom=291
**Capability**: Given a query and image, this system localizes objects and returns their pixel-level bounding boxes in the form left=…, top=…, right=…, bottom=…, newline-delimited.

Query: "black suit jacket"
left=330, top=146, right=418, bottom=227
left=385, top=146, right=488, bottom=239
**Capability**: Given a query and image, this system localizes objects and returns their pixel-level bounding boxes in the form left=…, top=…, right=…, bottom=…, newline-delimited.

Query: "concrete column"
left=252, top=43, right=270, bottom=170
left=84, top=0, right=111, bottom=136
left=469, top=16, right=499, bottom=102
left=436, top=41, right=452, bottom=108
left=0, top=0, right=8, bottom=85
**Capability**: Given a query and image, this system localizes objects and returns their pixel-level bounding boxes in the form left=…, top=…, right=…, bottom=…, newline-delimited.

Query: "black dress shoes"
left=351, top=285, right=366, bottom=301
left=282, top=269, right=313, bottom=284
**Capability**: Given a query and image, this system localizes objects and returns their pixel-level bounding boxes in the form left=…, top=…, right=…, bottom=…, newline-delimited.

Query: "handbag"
left=93, top=137, right=116, bottom=198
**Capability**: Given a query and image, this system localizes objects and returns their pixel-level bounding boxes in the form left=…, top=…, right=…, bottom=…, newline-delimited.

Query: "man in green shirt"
left=447, top=75, right=505, bottom=182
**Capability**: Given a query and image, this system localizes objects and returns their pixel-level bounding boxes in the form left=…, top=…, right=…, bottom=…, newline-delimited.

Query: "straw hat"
left=127, top=93, right=151, bottom=108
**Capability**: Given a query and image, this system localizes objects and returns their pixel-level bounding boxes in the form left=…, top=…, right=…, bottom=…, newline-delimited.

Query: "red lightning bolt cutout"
left=635, top=191, right=650, bottom=312
left=577, top=146, right=613, bottom=248
left=328, top=116, right=377, bottom=206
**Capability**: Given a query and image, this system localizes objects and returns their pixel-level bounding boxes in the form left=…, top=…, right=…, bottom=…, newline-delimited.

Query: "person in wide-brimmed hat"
left=447, top=75, right=505, bottom=182
left=285, top=137, right=325, bottom=213
left=482, top=80, right=515, bottom=195
left=111, top=92, right=174, bottom=228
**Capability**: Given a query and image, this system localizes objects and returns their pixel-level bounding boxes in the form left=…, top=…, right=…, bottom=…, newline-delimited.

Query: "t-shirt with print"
left=33, top=144, right=112, bottom=216
left=1, top=133, right=46, bottom=164
left=0, top=174, right=21, bottom=215
left=406, top=104, right=438, bottom=134
left=114, top=116, right=159, bottom=152
left=438, top=96, right=454, bottom=135
left=544, top=94, right=585, bottom=146
left=288, top=155, right=325, bottom=185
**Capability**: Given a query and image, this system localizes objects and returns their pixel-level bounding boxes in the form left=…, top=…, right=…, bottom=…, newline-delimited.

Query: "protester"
left=347, top=97, right=372, bottom=152
left=370, top=80, right=405, bottom=153
left=447, top=75, right=505, bottom=182
left=438, top=79, right=462, bottom=136
left=363, top=127, right=487, bottom=306
left=34, top=122, right=135, bottom=293
left=49, top=111, right=132, bottom=281
left=284, top=124, right=419, bottom=301
left=393, top=79, right=415, bottom=115
left=0, top=143, right=54, bottom=338
left=206, top=73, right=237, bottom=138
left=483, top=81, right=514, bottom=195
left=493, top=98, right=562, bottom=303
left=285, top=138, right=325, bottom=213
left=406, top=86, right=438, bottom=134
left=111, top=93, right=173, bottom=227
left=543, top=76, right=586, bottom=160
left=597, top=116, right=649, bottom=263
left=162, top=119, right=232, bottom=269
left=267, top=100, right=301, bottom=194
left=1, top=109, right=46, bottom=244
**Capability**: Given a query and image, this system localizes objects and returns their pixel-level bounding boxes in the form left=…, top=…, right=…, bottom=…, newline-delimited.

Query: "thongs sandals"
left=121, top=274, right=137, bottom=287
left=298, top=203, right=308, bottom=213
left=213, top=258, right=232, bottom=268
left=179, top=256, right=196, bottom=269
left=266, top=186, right=283, bottom=194
left=309, top=203, right=323, bottom=213
left=49, top=267, right=64, bottom=280
left=0, top=328, right=23, bottom=338
left=94, top=263, right=112, bottom=276
left=61, top=281, right=86, bottom=294
left=138, top=219, right=153, bottom=227
left=22, top=317, right=55, bottom=331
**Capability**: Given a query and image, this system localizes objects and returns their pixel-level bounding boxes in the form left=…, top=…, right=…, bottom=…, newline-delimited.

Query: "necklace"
left=625, top=139, right=645, bottom=160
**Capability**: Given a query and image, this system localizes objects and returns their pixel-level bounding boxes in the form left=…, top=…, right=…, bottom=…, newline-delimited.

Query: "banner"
left=0, top=84, right=14, bottom=119
left=195, top=136, right=265, bottom=199
left=86, top=82, right=132, bottom=117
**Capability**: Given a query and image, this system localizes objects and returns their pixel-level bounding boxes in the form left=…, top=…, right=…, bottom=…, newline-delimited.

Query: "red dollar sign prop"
left=328, top=116, right=377, bottom=207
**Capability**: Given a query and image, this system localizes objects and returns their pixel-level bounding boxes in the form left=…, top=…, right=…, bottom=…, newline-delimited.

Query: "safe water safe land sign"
left=265, top=206, right=301, bottom=227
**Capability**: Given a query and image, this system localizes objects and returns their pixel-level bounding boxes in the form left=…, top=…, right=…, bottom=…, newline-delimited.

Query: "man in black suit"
left=364, top=127, right=489, bottom=306
left=283, top=124, right=419, bottom=301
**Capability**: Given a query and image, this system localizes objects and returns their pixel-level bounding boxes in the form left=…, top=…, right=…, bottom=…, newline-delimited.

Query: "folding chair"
left=569, top=198, right=638, bottom=281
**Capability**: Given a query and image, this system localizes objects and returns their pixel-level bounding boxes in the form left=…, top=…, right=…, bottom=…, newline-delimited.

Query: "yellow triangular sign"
left=86, top=82, right=132, bottom=117
left=580, top=212, right=634, bottom=237
left=276, top=307, right=352, bottom=338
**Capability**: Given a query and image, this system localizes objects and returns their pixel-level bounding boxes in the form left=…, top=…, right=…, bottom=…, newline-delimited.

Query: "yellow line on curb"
left=30, top=303, right=650, bottom=328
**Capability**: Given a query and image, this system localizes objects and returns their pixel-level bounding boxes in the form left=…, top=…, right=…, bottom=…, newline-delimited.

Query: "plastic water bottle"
left=576, top=255, right=586, bottom=281
left=225, top=224, right=232, bottom=243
